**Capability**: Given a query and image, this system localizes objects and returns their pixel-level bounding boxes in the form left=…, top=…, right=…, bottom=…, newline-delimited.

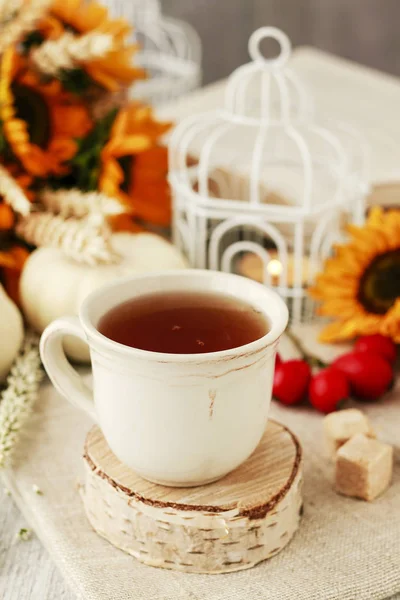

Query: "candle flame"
left=267, top=258, right=283, bottom=278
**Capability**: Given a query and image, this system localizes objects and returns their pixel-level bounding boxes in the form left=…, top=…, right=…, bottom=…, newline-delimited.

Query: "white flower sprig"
left=0, top=333, right=44, bottom=469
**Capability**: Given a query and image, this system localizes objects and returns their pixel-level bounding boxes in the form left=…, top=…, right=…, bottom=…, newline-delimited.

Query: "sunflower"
left=38, top=0, right=146, bottom=91
left=99, top=103, right=172, bottom=226
left=310, top=207, right=400, bottom=343
left=0, top=48, right=92, bottom=177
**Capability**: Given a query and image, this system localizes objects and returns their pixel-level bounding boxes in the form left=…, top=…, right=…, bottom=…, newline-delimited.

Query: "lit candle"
left=266, top=258, right=283, bottom=284
left=238, top=251, right=312, bottom=287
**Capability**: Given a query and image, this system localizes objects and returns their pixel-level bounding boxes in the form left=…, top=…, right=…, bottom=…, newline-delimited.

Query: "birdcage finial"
left=224, top=27, right=304, bottom=122
left=248, top=27, right=291, bottom=69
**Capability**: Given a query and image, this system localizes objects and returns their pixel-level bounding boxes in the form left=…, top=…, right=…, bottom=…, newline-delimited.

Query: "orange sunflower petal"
left=316, top=298, right=361, bottom=319
left=47, top=139, right=78, bottom=170
left=98, top=19, right=132, bottom=40
left=21, top=148, right=50, bottom=177
left=0, top=204, right=14, bottom=230
left=319, top=313, right=382, bottom=343
left=346, top=225, right=384, bottom=255
left=316, top=256, right=355, bottom=279
left=38, top=15, right=65, bottom=39
left=310, top=276, right=358, bottom=297
left=0, top=251, right=17, bottom=268
left=72, top=3, right=109, bottom=32
left=0, top=246, right=30, bottom=305
left=318, top=320, right=360, bottom=343
left=109, top=109, right=129, bottom=138
left=380, top=299, right=400, bottom=343
left=333, top=246, right=366, bottom=272
left=100, top=157, right=124, bottom=183
left=104, top=135, right=153, bottom=158
left=85, top=65, right=119, bottom=91
left=50, top=0, right=81, bottom=25
left=127, top=146, right=171, bottom=226
left=367, top=206, right=385, bottom=227
left=109, top=213, right=145, bottom=233
left=52, top=104, right=92, bottom=139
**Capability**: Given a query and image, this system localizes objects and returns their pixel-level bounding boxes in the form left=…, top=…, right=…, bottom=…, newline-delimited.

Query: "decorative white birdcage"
left=169, top=27, right=370, bottom=324
left=102, top=0, right=202, bottom=106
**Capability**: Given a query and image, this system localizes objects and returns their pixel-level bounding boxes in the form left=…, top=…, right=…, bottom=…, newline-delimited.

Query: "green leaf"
left=65, top=108, right=119, bottom=191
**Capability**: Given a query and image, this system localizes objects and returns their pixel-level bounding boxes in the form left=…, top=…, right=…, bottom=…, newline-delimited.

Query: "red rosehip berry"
left=309, top=368, right=350, bottom=413
left=354, top=334, right=397, bottom=365
left=273, top=359, right=311, bottom=406
left=332, top=351, right=393, bottom=400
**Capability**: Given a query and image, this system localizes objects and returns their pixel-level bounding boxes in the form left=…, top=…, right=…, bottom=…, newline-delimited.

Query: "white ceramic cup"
left=40, top=270, right=288, bottom=487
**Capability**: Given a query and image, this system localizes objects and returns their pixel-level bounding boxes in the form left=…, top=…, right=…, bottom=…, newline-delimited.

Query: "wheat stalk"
left=0, top=333, right=44, bottom=469
left=31, top=31, right=114, bottom=76
left=40, top=188, right=124, bottom=219
left=0, top=0, right=52, bottom=54
left=0, top=0, right=22, bottom=26
left=16, top=213, right=120, bottom=266
left=0, top=165, right=31, bottom=216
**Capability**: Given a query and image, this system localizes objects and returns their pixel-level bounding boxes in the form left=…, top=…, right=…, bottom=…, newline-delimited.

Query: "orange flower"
left=99, top=103, right=171, bottom=227
left=310, top=207, right=400, bottom=343
left=0, top=245, right=30, bottom=305
left=108, top=213, right=145, bottom=233
left=45, top=0, right=146, bottom=91
left=0, top=204, right=14, bottom=230
left=0, top=48, right=92, bottom=177
left=129, top=146, right=171, bottom=226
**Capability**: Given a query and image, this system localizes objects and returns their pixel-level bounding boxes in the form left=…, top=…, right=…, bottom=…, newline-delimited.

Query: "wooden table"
left=2, top=47, right=400, bottom=600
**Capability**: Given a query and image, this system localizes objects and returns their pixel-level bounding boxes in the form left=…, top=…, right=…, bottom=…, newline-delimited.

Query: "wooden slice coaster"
left=82, top=420, right=303, bottom=574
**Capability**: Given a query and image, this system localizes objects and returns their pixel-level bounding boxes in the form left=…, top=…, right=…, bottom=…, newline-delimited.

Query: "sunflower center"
left=11, top=83, right=51, bottom=148
left=358, top=249, right=400, bottom=314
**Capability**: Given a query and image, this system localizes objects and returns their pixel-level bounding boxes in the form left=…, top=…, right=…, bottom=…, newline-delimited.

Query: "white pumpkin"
left=20, top=232, right=188, bottom=362
left=0, top=284, right=24, bottom=382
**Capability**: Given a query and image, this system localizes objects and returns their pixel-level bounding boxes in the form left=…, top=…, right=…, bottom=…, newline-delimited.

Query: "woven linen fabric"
left=3, top=325, right=400, bottom=600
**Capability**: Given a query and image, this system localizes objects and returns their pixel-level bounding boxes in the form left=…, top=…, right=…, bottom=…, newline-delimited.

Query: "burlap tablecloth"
left=3, top=326, right=400, bottom=600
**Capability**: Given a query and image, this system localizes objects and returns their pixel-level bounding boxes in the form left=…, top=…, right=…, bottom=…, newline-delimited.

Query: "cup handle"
left=40, top=316, right=97, bottom=423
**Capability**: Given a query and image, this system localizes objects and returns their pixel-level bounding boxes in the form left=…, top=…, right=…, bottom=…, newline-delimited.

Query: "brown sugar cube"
left=323, top=409, right=375, bottom=458
left=335, top=434, right=393, bottom=501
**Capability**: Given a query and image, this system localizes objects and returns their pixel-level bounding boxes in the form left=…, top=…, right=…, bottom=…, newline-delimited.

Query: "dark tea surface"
left=98, top=291, right=268, bottom=354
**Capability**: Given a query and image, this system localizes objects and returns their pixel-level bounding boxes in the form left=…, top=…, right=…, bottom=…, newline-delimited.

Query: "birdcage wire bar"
left=101, top=0, right=202, bottom=105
